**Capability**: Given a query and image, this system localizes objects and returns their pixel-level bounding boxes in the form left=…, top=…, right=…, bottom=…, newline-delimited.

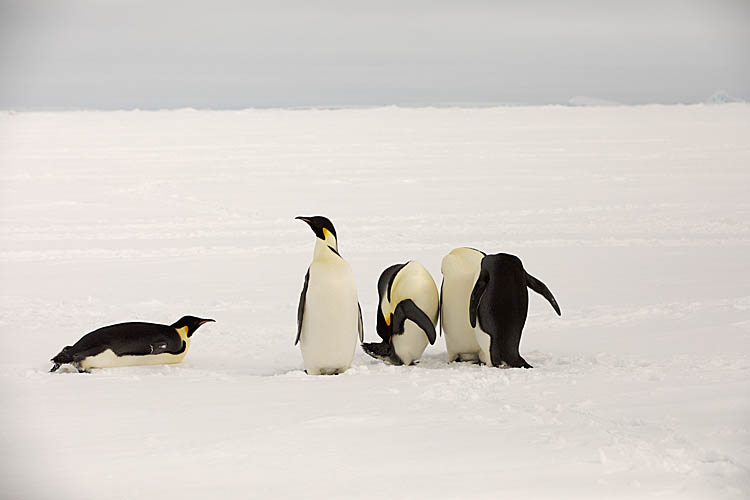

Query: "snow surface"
left=1, top=105, right=749, bottom=499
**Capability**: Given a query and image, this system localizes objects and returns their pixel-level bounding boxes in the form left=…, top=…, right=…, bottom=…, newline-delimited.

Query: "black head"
left=296, top=215, right=339, bottom=251
left=171, top=316, right=215, bottom=337
left=296, top=216, right=336, bottom=240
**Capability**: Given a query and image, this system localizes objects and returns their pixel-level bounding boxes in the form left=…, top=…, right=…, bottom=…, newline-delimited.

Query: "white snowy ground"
left=1, top=105, right=749, bottom=499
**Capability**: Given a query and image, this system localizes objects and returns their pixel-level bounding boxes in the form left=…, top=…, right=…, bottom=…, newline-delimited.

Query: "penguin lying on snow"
left=50, top=316, right=214, bottom=373
left=440, top=247, right=486, bottom=362
left=470, top=253, right=561, bottom=368
left=296, top=216, right=363, bottom=375
left=362, top=261, right=438, bottom=365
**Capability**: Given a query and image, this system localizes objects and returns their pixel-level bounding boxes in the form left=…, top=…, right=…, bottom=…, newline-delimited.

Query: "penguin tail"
left=361, top=342, right=402, bottom=365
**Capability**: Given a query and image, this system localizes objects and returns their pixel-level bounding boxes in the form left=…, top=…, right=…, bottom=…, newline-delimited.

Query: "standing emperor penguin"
left=362, top=261, right=438, bottom=365
left=50, top=316, right=215, bottom=373
left=440, top=247, right=486, bottom=362
left=469, top=253, right=561, bottom=368
left=296, top=216, right=363, bottom=375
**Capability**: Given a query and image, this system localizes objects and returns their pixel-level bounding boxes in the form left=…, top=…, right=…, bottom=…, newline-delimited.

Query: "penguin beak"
left=296, top=216, right=316, bottom=233
left=199, top=319, right=215, bottom=325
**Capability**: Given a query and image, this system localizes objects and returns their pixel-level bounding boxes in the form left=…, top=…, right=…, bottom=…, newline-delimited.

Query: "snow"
left=1, top=105, right=749, bottom=499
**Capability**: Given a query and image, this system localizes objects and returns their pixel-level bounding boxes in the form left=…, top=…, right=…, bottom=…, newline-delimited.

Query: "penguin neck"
left=313, top=237, right=339, bottom=261
left=176, top=325, right=192, bottom=351
left=176, top=326, right=190, bottom=342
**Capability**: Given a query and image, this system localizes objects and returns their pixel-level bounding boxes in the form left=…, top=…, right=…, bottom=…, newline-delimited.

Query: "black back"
left=373, top=262, right=436, bottom=348
left=378, top=262, right=408, bottom=303
left=53, top=322, right=186, bottom=364
left=469, top=253, right=535, bottom=368
left=375, top=263, right=408, bottom=342
left=51, top=317, right=214, bottom=368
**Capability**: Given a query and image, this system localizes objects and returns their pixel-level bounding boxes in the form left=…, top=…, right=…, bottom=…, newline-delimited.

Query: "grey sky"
left=1, top=0, right=748, bottom=109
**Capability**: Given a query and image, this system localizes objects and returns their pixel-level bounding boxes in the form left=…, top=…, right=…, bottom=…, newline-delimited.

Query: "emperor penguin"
left=296, top=216, right=363, bottom=375
left=362, top=261, right=438, bottom=366
left=469, top=253, right=561, bottom=368
left=50, top=316, right=214, bottom=373
left=440, top=247, right=486, bottom=362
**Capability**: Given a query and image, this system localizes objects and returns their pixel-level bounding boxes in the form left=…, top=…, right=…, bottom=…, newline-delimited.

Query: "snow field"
left=1, top=105, right=749, bottom=499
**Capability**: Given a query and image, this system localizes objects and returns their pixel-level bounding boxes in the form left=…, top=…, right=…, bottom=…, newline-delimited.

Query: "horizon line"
left=1, top=100, right=747, bottom=113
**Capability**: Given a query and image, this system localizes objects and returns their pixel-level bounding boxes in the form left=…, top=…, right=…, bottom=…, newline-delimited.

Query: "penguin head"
left=171, top=316, right=215, bottom=337
left=296, top=215, right=338, bottom=251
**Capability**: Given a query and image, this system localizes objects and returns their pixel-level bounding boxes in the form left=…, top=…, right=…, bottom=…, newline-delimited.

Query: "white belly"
left=80, top=345, right=189, bottom=370
left=384, top=261, right=439, bottom=366
left=392, top=320, right=429, bottom=365
left=300, top=261, right=359, bottom=375
left=442, top=283, right=481, bottom=361
left=441, top=248, right=483, bottom=361
left=474, top=327, right=492, bottom=366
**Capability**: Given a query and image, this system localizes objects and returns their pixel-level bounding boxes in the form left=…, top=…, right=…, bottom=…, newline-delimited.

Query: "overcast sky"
left=1, top=0, right=748, bottom=109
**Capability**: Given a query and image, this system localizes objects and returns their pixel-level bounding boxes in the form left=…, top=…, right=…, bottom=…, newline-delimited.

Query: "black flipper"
left=391, top=299, right=437, bottom=345
left=357, top=301, right=364, bottom=342
left=117, top=344, right=154, bottom=356
left=469, top=270, right=489, bottom=328
left=295, top=268, right=310, bottom=345
left=361, top=341, right=402, bottom=365
left=150, top=342, right=169, bottom=354
left=438, top=278, right=444, bottom=337
left=525, top=272, right=561, bottom=316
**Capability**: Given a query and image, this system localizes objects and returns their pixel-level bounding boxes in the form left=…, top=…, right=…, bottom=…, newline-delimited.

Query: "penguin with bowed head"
left=362, top=261, right=438, bottom=366
left=440, top=247, right=486, bottom=362
left=296, top=216, right=363, bottom=375
left=469, top=252, right=561, bottom=368
left=50, top=315, right=215, bottom=373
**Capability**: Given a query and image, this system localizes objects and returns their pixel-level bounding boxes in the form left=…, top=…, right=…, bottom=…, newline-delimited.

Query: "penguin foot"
left=74, top=362, right=90, bottom=374
left=306, top=368, right=344, bottom=375
left=319, top=368, right=342, bottom=376
left=497, top=357, right=533, bottom=369
left=510, top=356, right=533, bottom=369
left=452, top=353, right=480, bottom=363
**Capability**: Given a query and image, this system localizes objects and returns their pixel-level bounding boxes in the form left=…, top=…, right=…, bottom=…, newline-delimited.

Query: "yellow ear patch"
left=176, top=326, right=190, bottom=341
left=385, top=313, right=391, bottom=326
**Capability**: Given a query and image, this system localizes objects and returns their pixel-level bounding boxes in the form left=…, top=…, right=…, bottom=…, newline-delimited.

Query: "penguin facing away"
left=50, top=316, right=215, bottom=373
left=362, top=261, right=438, bottom=366
left=296, top=216, right=363, bottom=375
left=440, top=247, right=486, bottom=362
left=469, top=253, right=561, bottom=368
